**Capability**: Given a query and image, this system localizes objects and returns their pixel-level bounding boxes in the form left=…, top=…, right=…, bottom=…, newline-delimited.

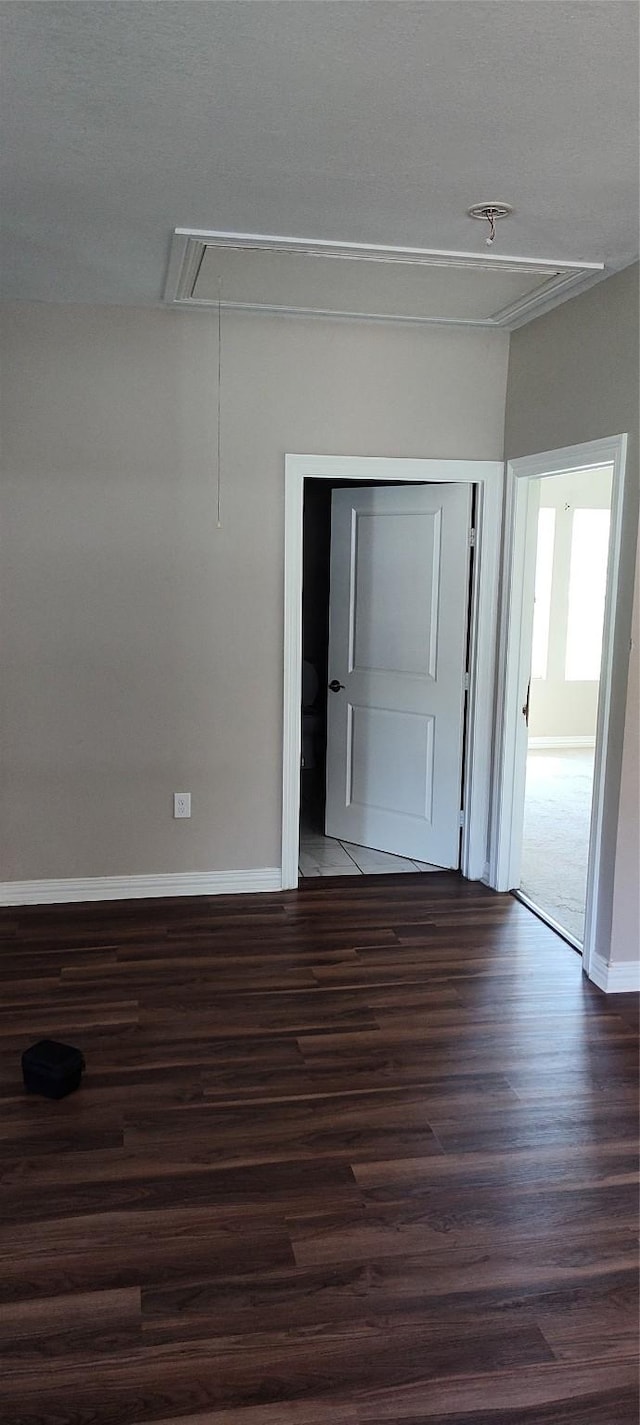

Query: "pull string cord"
left=216, top=277, right=222, bottom=528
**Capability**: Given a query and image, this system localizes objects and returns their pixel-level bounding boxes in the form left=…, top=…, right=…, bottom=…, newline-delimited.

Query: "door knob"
left=328, top=679, right=345, bottom=692
left=522, top=679, right=531, bottom=726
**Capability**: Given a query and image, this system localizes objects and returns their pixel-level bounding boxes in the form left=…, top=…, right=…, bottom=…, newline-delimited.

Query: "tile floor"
left=298, top=827, right=441, bottom=877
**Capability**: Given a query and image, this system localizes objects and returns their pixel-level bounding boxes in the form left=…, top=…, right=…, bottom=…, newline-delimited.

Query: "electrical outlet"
left=173, top=792, right=191, bottom=819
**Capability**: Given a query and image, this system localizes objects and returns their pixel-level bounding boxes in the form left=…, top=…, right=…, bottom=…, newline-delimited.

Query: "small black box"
left=22, top=1040, right=85, bottom=1099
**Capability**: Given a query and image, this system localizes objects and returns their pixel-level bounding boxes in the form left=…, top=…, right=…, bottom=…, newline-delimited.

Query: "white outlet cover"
left=173, top=792, right=191, bottom=818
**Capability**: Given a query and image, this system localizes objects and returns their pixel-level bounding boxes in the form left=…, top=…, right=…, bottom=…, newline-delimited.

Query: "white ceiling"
left=1, top=1, right=638, bottom=309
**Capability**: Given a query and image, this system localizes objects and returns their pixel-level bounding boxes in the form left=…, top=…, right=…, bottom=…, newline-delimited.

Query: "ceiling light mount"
left=468, top=202, right=514, bottom=246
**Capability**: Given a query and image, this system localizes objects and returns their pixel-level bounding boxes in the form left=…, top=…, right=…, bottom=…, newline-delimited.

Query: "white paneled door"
left=325, top=484, right=472, bottom=868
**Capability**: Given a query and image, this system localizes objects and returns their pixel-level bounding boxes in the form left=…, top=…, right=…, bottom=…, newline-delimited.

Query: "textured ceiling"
left=1, top=1, right=638, bottom=307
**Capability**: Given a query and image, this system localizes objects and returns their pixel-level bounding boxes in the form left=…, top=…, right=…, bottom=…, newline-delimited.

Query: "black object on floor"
left=22, top=1039, right=86, bottom=1099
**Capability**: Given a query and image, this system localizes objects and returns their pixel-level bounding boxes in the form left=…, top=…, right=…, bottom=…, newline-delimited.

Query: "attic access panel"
left=165, top=230, right=604, bottom=328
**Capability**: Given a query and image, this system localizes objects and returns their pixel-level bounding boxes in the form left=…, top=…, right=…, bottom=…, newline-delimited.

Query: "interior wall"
left=504, top=263, right=640, bottom=967
left=0, top=300, right=509, bottom=883
left=610, top=525, right=640, bottom=964
left=529, top=466, right=613, bottom=741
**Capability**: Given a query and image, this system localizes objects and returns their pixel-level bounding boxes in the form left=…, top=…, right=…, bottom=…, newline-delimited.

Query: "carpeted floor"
left=520, top=747, right=595, bottom=943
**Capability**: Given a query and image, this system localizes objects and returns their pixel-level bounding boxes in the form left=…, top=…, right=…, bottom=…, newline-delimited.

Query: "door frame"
left=489, top=433, right=630, bottom=981
left=282, top=455, right=504, bottom=889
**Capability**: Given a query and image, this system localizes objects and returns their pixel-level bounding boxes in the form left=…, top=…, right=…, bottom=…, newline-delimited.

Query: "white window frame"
left=564, top=506, right=612, bottom=682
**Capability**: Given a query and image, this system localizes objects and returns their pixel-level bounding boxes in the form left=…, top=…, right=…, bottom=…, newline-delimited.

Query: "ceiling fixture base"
left=468, top=202, right=515, bottom=246
left=467, top=202, right=515, bottom=223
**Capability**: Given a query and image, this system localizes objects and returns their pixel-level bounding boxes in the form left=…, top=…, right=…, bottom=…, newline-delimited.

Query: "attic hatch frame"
left=164, top=228, right=605, bottom=330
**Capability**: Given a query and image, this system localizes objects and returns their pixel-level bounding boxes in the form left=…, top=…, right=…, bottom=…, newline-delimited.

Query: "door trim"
left=489, top=434, right=631, bottom=982
left=282, top=455, right=504, bottom=889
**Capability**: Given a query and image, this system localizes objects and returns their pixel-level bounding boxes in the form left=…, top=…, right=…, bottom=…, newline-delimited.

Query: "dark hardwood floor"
left=0, top=873, right=638, bottom=1424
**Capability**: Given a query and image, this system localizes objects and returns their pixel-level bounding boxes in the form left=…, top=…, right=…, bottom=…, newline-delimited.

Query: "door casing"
left=489, top=434, right=631, bottom=984
left=282, top=455, right=503, bottom=889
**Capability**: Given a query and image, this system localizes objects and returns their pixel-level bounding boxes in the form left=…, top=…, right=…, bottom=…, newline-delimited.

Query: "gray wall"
left=0, top=301, right=509, bottom=880
left=505, top=263, right=640, bottom=965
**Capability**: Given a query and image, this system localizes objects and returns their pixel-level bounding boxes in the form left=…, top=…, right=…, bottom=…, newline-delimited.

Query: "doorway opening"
left=491, top=433, right=630, bottom=983
left=282, top=456, right=504, bottom=891
left=517, top=466, right=613, bottom=945
left=300, top=478, right=471, bottom=878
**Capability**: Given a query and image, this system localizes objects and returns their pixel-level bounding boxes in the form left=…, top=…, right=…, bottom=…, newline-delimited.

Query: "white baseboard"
left=588, top=951, right=640, bottom=994
left=528, top=736, right=596, bottom=750
left=0, top=868, right=283, bottom=907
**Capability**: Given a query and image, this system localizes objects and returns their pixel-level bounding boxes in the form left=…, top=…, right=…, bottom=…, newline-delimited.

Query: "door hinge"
left=459, top=809, right=465, bottom=828
left=469, top=527, right=476, bottom=548
left=464, top=672, right=470, bottom=692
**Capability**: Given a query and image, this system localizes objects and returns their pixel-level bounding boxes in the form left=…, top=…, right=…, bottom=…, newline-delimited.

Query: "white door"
left=325, top=483, right=472, bottom=867
left=507, top=478, right=541, bottom=889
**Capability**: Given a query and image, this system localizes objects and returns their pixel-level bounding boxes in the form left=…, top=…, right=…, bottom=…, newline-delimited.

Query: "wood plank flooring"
left=0, top=873, right=637, bottom=1424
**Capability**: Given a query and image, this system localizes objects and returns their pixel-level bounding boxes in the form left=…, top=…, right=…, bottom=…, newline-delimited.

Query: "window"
left=565, top=508, right=610, bottom=681
left=531, top=507, right=555, bottom=679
